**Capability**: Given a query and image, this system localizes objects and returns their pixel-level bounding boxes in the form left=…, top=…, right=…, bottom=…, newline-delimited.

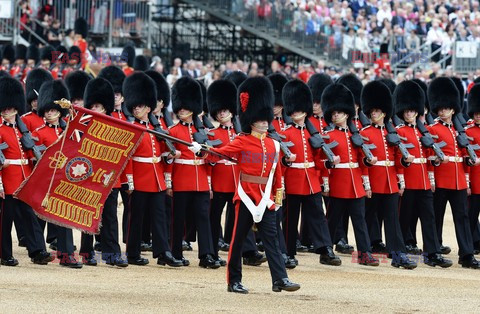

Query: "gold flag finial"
left=54, top=98, right=73, bottom=109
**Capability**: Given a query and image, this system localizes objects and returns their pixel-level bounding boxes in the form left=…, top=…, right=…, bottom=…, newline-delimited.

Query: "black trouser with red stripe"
left=1, top=195, right=46, bottom=259
left=399, top=189, right=441, bottom=255
left=434, top=188, right=474, bottom=257
left=210, top=191, right=262, bottom=257
left=37, top=218, right=57, bottom=244
left=284, top=193, right=332, bottom=257
left=228, top=202, right=287, bottom=285
left=365, top=193, right=406, bottom=254
left=172, top=191, right=214, bottom=259
left=80, top=189, right=122, bottom=261
left=327, top=197, right=371, bottom=253
left=121, top=188, right=130, bottom=244
left=127, top=190, right=170, bottom=259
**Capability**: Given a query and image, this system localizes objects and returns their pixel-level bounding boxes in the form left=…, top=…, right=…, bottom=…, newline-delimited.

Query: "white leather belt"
left=132, top=156, right=161, bottom=163
left=412, top=158, right=427, bottom=164
left=335, top=162, right=359, bottom=169
left=374, top=160, right=395, bottom=166
left=446, top=156, right=463, bottom=162
left=174, top=158, right=205, bottom=165
left=290, top=162, right=315, bottom=169
left=216, top=160, right=236, bottom=166
left=5, top=159, right=28, bottom=165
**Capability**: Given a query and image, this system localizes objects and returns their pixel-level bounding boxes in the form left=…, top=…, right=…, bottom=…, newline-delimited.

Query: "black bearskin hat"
left=378, top=78, right=396, bottom=95
left=26, top=45, right=39, bottom=63
left=321, top=83, right=355, bottom=124
left=25, top=68, right=54, bottom=105
left=207, top=79, right=237, bottom=120
left=68, top=45, right=82, bottom=63
left=15, top=44, right=27, bottom=61
left=224, top=71, right=247, bottom=88
left=361, top=80, right=393, bottom=119
left=74, top=17, right=88, bottom=38
left=121, top=45, right=136, bottom=67
left=283, top=79, right=313, bottom=117
left=2, top=44, right=15, bottom=63
left=123, top=71, right=157, bottom=112
left=238, top=76, right=274, bottom=133
left=468, top=83, right=480, bottom=118
left=171, top=76, right=202, bottom=115
left=427, top=77, right=460, bottom=114
left=336, top=73, right=363, bottom=107
left=133, top=55, right=149, bottom=71
left=40, top=45, right=55, bottom=61
left=84, top=78, right=115, bottom=116
left=411, top=79, right=429, bottom=112
left=307, top=73, right=333, bottom=104
left=0, top=77, right=26, bottom=114
left=98, top=65, right=126, bottom=94
left=64, top=70, right=92, bottom=101
left=394, top=80, right=425, bottom=117
left=145, top=70, right=170, bottom=107
left=267, top=73, right=288, bottom=107
left=37, top=80, right=70, bottom=117
left=450, top=76, right=466, bottom=111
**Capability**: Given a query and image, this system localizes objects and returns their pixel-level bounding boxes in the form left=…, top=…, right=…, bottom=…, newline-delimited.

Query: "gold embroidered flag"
left=14, top=106, right=144, bottom=234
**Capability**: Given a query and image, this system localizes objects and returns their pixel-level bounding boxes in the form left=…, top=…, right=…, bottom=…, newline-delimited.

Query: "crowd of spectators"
left=227, top=0, right=480, bottom=67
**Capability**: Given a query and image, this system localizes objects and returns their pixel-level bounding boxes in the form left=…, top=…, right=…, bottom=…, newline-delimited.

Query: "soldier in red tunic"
left=465, top=84, right=480, bottom=258
left=360, top=80, right=417, bottom=269
left=281, top=79, right=341, bottom=266
left=321, top=83, right=379, bottom=266
left=120, top=45, right=135, bottom=77
left=34, top=79, right=83, bottom=268
left=394, top=80, right=453, bottom=268
left=73, top=18, right=88, bottom=68
left=22, top=69, right=53, bottom=131
left=97, top=65, right=132, bottom=247
left=64, top=70, right=91, bottom=107
left=203, top=76, right=300, bottom=293
left=9, top=45, right=27, bottom=80
left=307, top=73, right=332, bottom=133
left=168, top=76, right=219, bottom=268
left=0, top=77, right=53, bottom=266
left=427, top=77, right=480, bottom=268
left=124, top=72, right=182, bottom=267
left=76, top=78, right=129, bottom=268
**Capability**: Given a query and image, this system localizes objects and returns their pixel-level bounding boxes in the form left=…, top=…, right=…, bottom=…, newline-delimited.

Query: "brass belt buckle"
left=349, top=162, right=355, bottom=168
left=152, top=156, right=159, bottom=163
left=304, top=162, right=309, bottom=168
left=193, top=159, right=200, bottom=165
left=455, top=156, right=460, bottom=162
left=385, top=160, right=391, bottom=166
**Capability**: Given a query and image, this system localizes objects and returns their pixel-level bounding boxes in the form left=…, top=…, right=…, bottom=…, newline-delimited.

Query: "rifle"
left=385, top=120, right=414, bottom=160
left=162, top=110, right=174, bottom=127
left=453, top=114, right=480, bottom=164
left=282, top=111, right=293, bottom=127
left=358, top=111, right=371, bottom=127
left=121, top=102, right=135, bottom=122
left=392, top=115, right=404, bottom=127
left=145, top=126, right=236, bottom=163
left=233, top=116, right=243, bottom=134
left=148, top=113, right=176, bottom=155
left=415, top=118, right=446, bottom=161
left=425, top=112, right=435, bottom=125
left=0, top=142, right=9, bottom=165
left=201, top=113, right=216, bottom=130
left=15, top=115, right=46, bottom=160
left=193, top=115, right=222, bottom=147
left=347, top=119, right=376, bottom=161
left=304, top=119, right=338, bottom=164
left=267, top=122, right=294, bottom=159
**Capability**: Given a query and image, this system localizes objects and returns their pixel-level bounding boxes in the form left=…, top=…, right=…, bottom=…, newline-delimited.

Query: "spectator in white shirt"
left=426, top=19, right=444, bottom=62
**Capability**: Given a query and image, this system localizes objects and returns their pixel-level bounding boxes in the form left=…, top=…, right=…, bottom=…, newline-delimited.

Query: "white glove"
left=188, top=142, right=202, bottom=154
